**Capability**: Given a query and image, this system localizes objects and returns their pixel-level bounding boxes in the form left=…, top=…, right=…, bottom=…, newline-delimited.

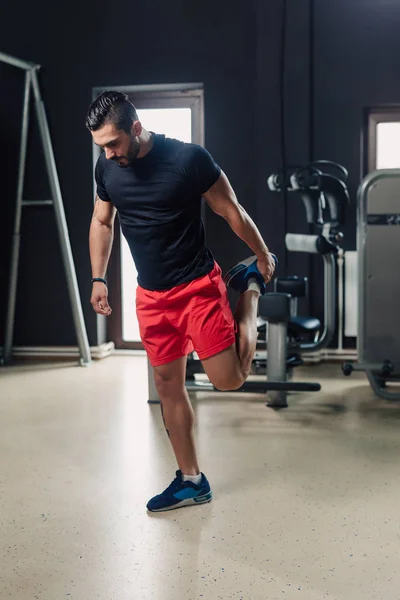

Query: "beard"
left=114, top=135, right=140, bottom=167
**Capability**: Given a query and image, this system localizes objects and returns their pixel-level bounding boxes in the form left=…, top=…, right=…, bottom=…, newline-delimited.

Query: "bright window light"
left=137, top=108, right=192, bottom=142
left=376, top=122, right=400, bottom=169
left=121, top=108, right=192, bottom=342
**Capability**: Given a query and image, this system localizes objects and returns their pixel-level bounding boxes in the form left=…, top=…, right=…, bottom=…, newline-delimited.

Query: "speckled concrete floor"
left=1, top=355, right=400, bottom=600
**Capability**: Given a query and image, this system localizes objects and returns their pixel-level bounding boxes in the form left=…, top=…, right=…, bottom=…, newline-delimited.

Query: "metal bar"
left=243, top=381, right=321, bottom=392
left=290, top=297, right=298, bottom=317
left=357, top=171, right=383, bottom=365
left=185, top=380, right=321, bottom=393
left=352, top=363, right=388, bottom=372
left=267, top=323, right=287, bottom=381
left=92, top=83, right=203, bottom=96
left=337, top=249, right=344, bottom=351
left=266, top=321, right=288, bottom=407
left=22, top=200, right=53, bottom=206
left=0, top=52, right=38, bottom=71
left=3, top=71, right=31, bottom=365
left=366, top=371, right=400, bottom=402
left=30, top=70, right=91, bottom=366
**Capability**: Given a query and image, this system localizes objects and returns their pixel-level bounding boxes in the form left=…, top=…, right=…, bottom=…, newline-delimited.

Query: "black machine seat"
left=257, top=315, right=321, bottom=337
left=288, top=316, right=320, bottom=336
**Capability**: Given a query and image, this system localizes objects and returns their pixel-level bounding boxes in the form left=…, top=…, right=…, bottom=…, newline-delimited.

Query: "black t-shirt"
left=95, top=134, right=221, bottom=290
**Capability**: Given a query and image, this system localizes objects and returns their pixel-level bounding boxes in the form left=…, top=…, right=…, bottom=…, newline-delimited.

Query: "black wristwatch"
left=92, top=277, right=107, bottom=285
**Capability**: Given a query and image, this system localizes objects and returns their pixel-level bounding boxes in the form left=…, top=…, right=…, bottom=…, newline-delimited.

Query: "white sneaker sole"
left=224, top=255, right=257, bottom=286
left=147, top=492, right=213, bottom=513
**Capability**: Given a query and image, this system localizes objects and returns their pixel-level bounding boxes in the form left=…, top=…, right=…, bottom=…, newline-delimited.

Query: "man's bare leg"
left=201, top=288, right=260, bottom=391
left=153, top=356, right=200, bottom=475
left=151, top=287, right=258, bottom=474
left=234, top=288, right=260, bottom=376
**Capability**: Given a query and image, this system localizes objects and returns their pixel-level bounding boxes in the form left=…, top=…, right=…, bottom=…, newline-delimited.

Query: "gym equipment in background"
left=243, top=160, right=349, bottom=406
left=0, top=52, right=91, bottom=366
left=259, top=160, right=349, bottom=355
left=268, top=160, right=349, bottom=232
left=343, top=170, right=400, bottom=401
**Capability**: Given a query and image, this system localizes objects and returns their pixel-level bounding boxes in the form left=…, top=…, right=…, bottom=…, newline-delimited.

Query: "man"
left=86, top=91, right=276, bottom=513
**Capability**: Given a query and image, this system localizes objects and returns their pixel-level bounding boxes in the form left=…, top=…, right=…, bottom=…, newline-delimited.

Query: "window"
left=92, top=84, right=204, bottom=349
left=367, top=109, right=400, bottom=172
left=120, top=107, right=193, bottom=343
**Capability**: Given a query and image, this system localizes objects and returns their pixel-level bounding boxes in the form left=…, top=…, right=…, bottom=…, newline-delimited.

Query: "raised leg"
left=201, top=289, right=260, bottom=391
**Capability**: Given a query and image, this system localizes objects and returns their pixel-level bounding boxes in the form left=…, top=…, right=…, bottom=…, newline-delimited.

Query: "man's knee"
left=201, top=346, right=251, bottom=391
left=153, top=368, right=185, bottom=399
left=154, top=371, right=175, bottom=394
left=211, top=370, right=247, bottom=392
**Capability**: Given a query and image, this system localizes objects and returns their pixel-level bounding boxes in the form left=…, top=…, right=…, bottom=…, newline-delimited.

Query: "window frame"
left=366, top=107, right=400, bottom=173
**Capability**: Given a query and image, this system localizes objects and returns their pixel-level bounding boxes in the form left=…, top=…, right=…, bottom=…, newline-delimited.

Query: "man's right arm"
left=89, top=195, right=116, bottom=316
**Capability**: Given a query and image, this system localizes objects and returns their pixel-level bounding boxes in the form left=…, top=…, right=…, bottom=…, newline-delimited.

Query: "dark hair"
left=85, top=90, right=138, bottom=133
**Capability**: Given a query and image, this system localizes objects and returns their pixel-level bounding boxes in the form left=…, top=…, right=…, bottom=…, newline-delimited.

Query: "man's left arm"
left=203, top=171, right=276, bottom=283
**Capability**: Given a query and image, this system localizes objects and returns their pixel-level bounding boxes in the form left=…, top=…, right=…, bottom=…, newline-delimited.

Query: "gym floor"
left=1, top=355, right=400, bottom=600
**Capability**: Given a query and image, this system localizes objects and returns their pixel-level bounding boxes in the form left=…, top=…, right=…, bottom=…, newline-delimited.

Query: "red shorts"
left=136, top=263, right=237, bottom=367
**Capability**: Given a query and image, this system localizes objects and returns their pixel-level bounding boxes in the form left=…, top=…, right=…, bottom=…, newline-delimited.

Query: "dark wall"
left=314, top=0, right=400, bottom=231
left=312, top=0, right=400, bottom=323
left=257, top=0, right=400, bottom=325
left=2, top=0, right=400, bottom=349
left=1, top=0, right=258, bottom=347
left=255, top=0, right=312, bottom=317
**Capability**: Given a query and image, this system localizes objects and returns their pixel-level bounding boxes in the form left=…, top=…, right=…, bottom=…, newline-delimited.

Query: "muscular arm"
left=89, top=195, right=116, bottom=278
left=89, top=196, right=116, bottom=315
left=203, top=171, right=270, bottom=258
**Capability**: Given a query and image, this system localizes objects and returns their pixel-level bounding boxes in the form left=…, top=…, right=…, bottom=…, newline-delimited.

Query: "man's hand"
left=90, top=282, right=112, bottom=316
left=257, top=253, right=276, bottom=284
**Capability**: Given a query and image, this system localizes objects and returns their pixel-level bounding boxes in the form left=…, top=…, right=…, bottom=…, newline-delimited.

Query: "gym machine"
left=239, top=161, right=349, bottom=407
left=343, top=170, right=400, bottom=400
left=258, top=160, right=350, bottom=356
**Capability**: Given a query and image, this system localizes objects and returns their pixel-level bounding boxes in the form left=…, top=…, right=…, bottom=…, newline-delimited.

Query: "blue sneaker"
left=146, top=471, right=212, bottom=512
left=223, top=254, right=278, bottom=295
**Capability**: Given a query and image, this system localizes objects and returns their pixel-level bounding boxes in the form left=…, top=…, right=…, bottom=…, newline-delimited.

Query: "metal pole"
left=3, top=71, right=31, bottom=365
left=366, top=371, right=400, bottom=402
left=267, top=322, right=288, bottom=408
left=30, top=69, right=91, bottom=366
left=290, top=297, right=298, bottom=317
left=323, top=253, right=336, bottom=342
left=22, top=200, right=53, bottom=206
left=0, top=52, right=37, bottom=71
left=336, top=249, right=344, bottom=352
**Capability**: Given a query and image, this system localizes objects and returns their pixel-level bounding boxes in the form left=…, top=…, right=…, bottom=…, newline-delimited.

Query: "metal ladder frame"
left=1, top=52, right=91, bottom=366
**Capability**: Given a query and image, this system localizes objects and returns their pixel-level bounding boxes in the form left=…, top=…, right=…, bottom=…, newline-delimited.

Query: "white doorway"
left=121, top=107, right=193, bottom=342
